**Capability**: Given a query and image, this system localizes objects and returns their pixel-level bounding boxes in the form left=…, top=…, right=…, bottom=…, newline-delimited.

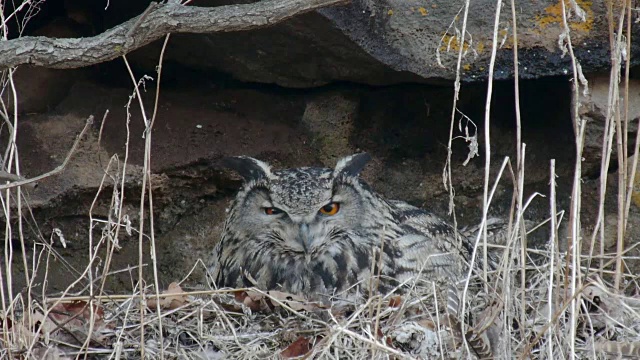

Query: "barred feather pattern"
left=209, top=154, right=472, bottom=298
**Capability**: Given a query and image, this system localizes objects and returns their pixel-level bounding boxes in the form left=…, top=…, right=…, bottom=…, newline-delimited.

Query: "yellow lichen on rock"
left=536, top=0, right=593, bottom=32
left=439, top=34, right=471, bottom=52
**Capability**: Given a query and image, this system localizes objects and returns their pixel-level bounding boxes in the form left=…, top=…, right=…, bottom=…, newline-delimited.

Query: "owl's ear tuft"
left=222, top=156, right=272, bottom=182
left=333, top=153, right=372, bottom=178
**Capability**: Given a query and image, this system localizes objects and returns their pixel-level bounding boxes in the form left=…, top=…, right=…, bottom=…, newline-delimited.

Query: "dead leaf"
left=388, top=295, right=403, bottom=308
left=48, top=301, right=106, bottom=330
left=375, top=327, right=394, bottom=347
left=231, top=289, right=328, bottom=314
left=233, top=290, right=263, bottom=312
left=212, top=293, right=243, bottom=313
left=147, top=282, right=188, bottom=310
left=280, top=336, right=315, bottom=358
left=265, top=290, right=327, bottom=312
left=329, top=303, right=353, bottom=318
left=417, top=318, right=437, bottom=331
left=29, top=300, right=113, bottom=346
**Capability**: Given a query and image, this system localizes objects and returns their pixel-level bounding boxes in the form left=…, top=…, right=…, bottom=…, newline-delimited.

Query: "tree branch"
left=0, top=0, right=348, bottom=70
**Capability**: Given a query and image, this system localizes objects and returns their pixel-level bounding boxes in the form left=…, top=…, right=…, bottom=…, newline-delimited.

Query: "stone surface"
left=127, top=11, right=419, bottom=88
left=319, top=0, right=627, bottom=82
left=6, top=67, right=81, bottom=114
left=301, top=91, right=359, bottom=166
left=25, top=0, right=637, bottom=88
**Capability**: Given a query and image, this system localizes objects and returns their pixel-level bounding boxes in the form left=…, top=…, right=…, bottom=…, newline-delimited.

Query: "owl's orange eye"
left=319, top=202, right=340, bottom=216
left=264, top=207, right=283, bottom=215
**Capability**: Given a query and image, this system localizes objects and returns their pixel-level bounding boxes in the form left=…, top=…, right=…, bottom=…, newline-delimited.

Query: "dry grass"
left=1, top=0, right=640, bottom=359
left=6, top=244, right=640, bottom=359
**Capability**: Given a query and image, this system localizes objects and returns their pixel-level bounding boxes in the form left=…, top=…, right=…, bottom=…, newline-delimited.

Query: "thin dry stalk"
left=612, top=2, right=629, bottom=291
left=145, top=33, right=173, bottom=359
left=509, top=0, right=526, bottom=343
left=548, top=159, right=557, bottom=358
left=517, top=144, right=526, bottom=340
left=559, top=0, right=588, bottom=357
left=121, top=54, right=151, bottom=358
left=443, top=0, right=471, bottom=219
left=480, top=0, right=504, bottom=298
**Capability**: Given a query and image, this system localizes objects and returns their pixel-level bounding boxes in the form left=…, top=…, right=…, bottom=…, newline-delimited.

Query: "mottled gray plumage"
left=209, top=154, right=473, bottom=298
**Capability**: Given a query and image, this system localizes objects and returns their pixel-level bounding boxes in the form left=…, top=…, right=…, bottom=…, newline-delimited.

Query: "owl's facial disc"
left=238, top=164, right=365, bottom=256
left=264, top=203, right=343, bottom=254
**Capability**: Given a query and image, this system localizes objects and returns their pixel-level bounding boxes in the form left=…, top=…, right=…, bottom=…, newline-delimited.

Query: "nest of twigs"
left=5, top=244, right=640, bottom=359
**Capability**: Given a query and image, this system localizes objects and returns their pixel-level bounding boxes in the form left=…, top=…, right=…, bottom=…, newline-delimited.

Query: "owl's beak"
left=297, top=223, right=312, bottom=252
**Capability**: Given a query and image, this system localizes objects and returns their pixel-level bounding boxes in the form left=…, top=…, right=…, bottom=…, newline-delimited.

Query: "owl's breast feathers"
left=210, top=226, right=364, bottom=296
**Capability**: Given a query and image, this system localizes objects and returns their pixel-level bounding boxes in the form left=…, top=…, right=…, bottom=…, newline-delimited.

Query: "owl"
left=209, top=153, right=474, bottom=299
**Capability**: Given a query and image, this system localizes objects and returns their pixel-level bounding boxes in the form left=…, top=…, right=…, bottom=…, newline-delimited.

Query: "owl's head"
left=222, top=153, right=380, bottom=257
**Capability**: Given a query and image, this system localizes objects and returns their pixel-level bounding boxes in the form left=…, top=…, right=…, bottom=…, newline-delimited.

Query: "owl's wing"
left=208, top=237, right=224, bottom=287
left=388, top=200, right=473, bottom=283
left=391, top=201, right=502, bottom=279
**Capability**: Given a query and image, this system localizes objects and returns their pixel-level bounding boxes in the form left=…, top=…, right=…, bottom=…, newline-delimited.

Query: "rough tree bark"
left=0, top=0, right=348, bottom=70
